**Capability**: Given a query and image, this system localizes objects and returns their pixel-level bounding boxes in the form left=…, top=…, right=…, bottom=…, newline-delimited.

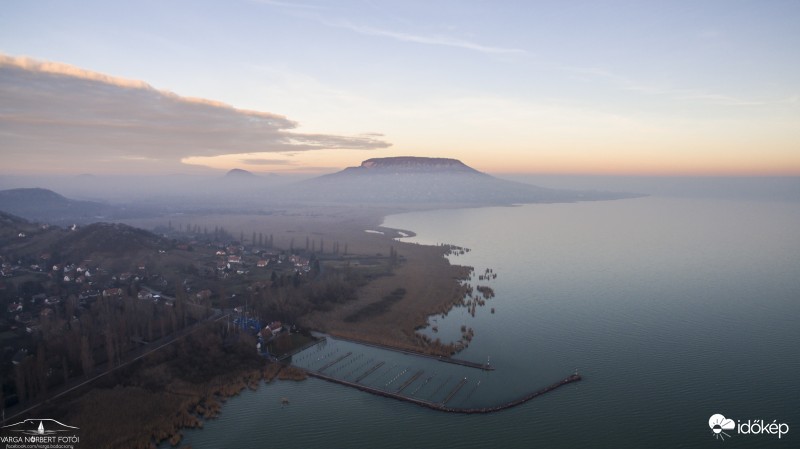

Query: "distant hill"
left=347, top=157, right=483, bottom=174
left=225, top=168, right=257, bottom=178
left=0, top=188, right=116, bottom=225
left=301, top=156, right=639, bottom=204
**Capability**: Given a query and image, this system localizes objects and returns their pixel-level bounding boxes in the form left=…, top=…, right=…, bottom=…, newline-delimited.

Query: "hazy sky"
left=1, top=0, right=799, bottom=175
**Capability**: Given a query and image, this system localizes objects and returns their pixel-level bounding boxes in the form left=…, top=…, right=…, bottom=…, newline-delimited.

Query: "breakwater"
left=305, top=370, right=582, bottom=414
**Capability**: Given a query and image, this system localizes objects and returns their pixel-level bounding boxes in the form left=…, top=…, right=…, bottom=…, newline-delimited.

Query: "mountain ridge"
left=302, top=156, right=638, bottom=204
left=0, top=188, right=116, bottom=224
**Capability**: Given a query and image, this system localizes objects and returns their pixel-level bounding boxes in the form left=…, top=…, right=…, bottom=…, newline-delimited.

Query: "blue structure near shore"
left=233, top=316, right=262, bottom=333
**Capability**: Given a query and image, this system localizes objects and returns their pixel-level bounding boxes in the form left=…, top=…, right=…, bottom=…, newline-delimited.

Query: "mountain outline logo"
left=1, top=418, right=79, bottom=436
left=709, top=413, right=735, bottom=441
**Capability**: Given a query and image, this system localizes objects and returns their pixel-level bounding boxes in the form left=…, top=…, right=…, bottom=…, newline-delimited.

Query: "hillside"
left=0, top=188, right=116, bottom=225
left=53, top=222, right=165, bottom=260
left=0, top=216, right=166, bottom=265
left=0, top=210, right=38, bottom=245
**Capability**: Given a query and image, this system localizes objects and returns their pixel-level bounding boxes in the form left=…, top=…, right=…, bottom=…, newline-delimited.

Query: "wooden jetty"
left=354, top=361, right=385, bottom=383
left=442, top=377, right=468, bottom=405
left=317, top=352, right=352, bottom=373
left=396, top=370, right=424, bottom=393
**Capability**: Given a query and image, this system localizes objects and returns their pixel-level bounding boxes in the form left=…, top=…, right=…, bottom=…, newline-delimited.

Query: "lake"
left=172, top=197, right=800, bottom=448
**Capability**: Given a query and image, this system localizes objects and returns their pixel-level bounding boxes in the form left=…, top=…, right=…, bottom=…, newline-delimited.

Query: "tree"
left=0, top=365, right=4, bottom=412
left=105, top=326, right=116, bottom=368
left=62, top=355, right=69, bottom=384
left=80, top=335, right=94, bottom=377
left=36, top=342, right=47, bottom=397
left=14, top=360, right=27, bottom=404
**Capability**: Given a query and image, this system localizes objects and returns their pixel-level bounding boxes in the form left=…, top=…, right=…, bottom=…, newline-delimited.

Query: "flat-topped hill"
left=302, top=157, right=638, bottom=204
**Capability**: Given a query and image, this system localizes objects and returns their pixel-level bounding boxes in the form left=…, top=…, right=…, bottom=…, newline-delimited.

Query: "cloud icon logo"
left=709, top=414, right=735, bottom=440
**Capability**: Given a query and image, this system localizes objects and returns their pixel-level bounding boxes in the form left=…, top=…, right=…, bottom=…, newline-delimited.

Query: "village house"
left=11, top=349, right=28, bottom=365
left=265, top=321, right=283, bottom=335
left=7, top=302, right=22, bottom=313
left=138, top=290, right=153, bottom=301
left=196, top=289, right=212, bottom=301
left=103, top=288, right=123, bottom=298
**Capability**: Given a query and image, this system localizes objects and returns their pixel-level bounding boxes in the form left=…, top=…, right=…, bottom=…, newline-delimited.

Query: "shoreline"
left=298, top=206, right=476, bottom=355
left=27, top=205, right=492, bottom=447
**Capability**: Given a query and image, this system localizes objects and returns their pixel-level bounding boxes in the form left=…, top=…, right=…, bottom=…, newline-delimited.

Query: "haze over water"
left=173, top=195, right=800, bottom=448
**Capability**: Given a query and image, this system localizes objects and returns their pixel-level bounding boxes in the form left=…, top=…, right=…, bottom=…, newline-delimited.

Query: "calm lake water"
left=173, top=197, right=800, bottom=448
